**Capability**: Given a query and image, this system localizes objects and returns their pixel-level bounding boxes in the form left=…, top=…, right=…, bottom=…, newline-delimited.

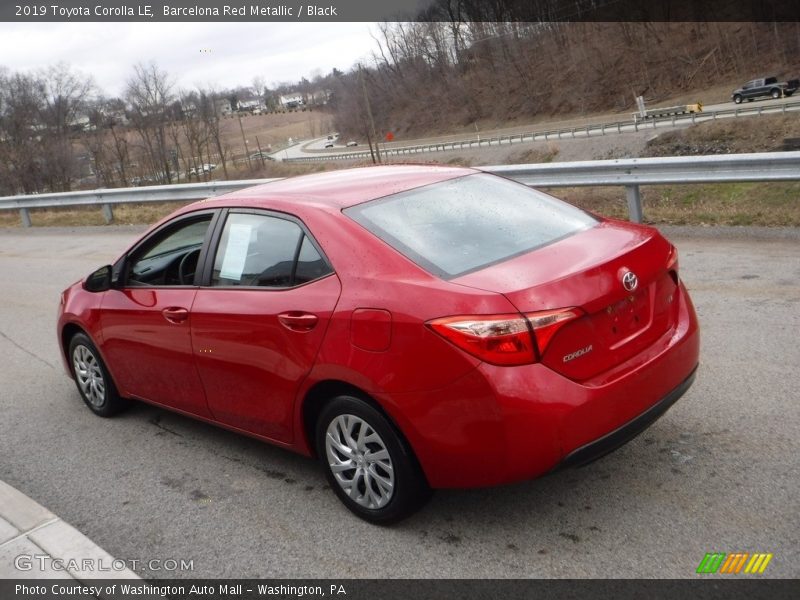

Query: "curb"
left=0, top=480, right=140, bottom=581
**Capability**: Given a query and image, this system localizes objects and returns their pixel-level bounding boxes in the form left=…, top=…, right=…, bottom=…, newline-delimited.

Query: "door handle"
left=278, top=312, right=319, bottom=332
left=162, top=306, right=189, bottom=324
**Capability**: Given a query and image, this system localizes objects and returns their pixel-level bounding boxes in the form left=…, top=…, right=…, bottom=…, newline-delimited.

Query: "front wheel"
left=733, top=94, right=743, bottom=104
left=316, top=395, right=431, bottom=524
left=68, top=333, right=128, bottom=417
left=771, top=88, right=781, bottom=99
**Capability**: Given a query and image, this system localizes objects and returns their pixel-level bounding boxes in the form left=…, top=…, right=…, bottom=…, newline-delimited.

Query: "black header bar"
left=3, top=0, right=800, bottom=22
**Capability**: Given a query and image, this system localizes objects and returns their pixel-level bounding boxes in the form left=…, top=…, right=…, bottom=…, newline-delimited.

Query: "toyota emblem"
left=622, top=271, right=638, bottom=292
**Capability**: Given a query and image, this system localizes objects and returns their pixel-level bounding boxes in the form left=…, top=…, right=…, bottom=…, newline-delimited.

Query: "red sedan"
left=57, top=165, right=699, bottom=523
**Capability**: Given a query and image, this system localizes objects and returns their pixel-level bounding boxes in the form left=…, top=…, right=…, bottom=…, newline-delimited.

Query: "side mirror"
left=84, top=265, right=112, bottom=293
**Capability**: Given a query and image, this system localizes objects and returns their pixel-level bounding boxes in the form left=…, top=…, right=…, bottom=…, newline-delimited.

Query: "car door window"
left=211, top=212, right=331, bottom=287
left=127, top=215, right=212, bottom=286
left=294, top=234, right=330, bottom=284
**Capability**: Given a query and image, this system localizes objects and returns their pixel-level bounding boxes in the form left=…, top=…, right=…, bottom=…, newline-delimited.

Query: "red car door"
left=191, top=211, right=340, bottom=443
left=98, top=213, right=214, bottom=417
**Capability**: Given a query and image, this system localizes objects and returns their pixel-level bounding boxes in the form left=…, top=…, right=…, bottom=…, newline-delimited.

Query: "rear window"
left=344, top=173, right=597, bottom=278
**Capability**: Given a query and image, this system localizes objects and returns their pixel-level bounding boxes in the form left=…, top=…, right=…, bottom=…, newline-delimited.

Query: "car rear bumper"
left=557, top=366, right=697, bottom=470
left=390, top=282, right=699, bottom=489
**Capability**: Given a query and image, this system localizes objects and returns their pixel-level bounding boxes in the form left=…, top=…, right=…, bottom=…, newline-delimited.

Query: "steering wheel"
left=178, top=248, right=201, bottom=285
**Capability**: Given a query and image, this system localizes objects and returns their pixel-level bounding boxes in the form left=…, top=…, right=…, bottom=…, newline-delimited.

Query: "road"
left=276, top=96, right=800, bottom=162
left=0, top=226, right=798, bottom=578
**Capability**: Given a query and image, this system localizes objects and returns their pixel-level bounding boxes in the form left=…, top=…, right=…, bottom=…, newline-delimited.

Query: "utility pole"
left=238, top=114, right=251, bottom=168
left=255, top=135, right=266, bottom=167
left=359, top=64, right=381, bottom=164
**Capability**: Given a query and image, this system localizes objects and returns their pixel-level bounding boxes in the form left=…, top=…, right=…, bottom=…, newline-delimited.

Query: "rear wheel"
left=68, top=333, right=128, bottom=417
left=316, top=395, right=431, bottom=524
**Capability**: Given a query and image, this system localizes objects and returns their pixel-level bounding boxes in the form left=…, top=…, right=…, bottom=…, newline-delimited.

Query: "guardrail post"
left=102, top=203, right=114, bottom=224
left=617, top=122, right=621, bottom=133
left=634, top=121, right=639, bottom=132
left=20, top=208, right=32, bottom=227
left=625, top=185, right=643, bottom=223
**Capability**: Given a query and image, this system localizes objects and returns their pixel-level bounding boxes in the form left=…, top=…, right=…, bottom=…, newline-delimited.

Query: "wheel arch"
left=300, top=379, right=422, bottom=474
left=60, top=322, right=89, bottom=374
left=61, top=324, right=120, bottom=393
left=302, top=380, right=384, bottom=455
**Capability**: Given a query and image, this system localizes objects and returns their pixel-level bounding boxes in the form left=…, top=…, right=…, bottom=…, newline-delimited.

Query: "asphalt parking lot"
left=0, top=225, right=797, bottom=578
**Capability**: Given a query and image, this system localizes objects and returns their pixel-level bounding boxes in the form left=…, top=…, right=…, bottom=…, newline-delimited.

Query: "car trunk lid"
left=452, top=220, right=680, bottom=381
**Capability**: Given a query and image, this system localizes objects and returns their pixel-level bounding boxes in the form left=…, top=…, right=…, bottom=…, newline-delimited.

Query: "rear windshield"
left=344, top=173, right=597, bottom=279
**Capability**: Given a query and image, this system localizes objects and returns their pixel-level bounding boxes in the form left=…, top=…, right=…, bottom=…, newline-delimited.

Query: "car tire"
left=733, top=95, right=743, bottom=104
left=68, top=333, right=128, bottom=417
left=316, top=395, right=431, bottom=524
left=771, top=88, right=781, bottom=99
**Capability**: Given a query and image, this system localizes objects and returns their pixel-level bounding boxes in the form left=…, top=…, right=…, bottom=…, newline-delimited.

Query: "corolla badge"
left=563, top=344, right=593, bottom=363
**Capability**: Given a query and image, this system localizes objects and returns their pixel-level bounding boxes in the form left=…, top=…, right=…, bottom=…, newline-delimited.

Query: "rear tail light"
left=667, top=244, right=680, bottom=285
left=427, top=308, right=581, bottom=366
left=427, top=314, right=535, bottom=366
left=525, top=308, right=582, bottom=355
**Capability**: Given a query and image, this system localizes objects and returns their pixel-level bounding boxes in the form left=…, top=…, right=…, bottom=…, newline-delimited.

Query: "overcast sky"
left=0, top=22, right=378, bottom=97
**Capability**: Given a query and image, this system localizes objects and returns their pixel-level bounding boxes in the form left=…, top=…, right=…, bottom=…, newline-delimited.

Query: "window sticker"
left=219, top=222, right=253, bottom=280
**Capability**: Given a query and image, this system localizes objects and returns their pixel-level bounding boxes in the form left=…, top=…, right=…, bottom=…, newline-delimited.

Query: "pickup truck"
left=731, top=77, right=799, bottom=103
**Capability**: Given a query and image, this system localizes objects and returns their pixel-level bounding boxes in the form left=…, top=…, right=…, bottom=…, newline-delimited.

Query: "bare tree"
left=0, top=71, right=46, bottom=193
left=197, top=88, right=230, bottom=179
left=39, top=63, right=95, bottom=191
left=0, top=64, right=95, bottom=194
left=125, top=62, right=176, bottom=184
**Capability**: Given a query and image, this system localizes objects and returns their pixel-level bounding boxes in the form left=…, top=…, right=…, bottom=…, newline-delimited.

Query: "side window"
left=127, top=215, right=212, bottom=286
left=295, top=234, right=332, bottom=284
left=211, top=212, right=331, bottom=288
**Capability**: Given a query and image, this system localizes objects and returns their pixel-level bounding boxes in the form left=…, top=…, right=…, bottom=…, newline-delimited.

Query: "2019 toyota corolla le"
left=57, top=165, right=699, bottom=523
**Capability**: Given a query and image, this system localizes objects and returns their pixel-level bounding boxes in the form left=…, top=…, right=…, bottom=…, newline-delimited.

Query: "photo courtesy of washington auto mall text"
left=14, top=583, right=348, bottom=598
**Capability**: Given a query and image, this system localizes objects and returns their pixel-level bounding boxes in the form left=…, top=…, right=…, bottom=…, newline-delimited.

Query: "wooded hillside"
left=329, top=18, right=800, bottom=140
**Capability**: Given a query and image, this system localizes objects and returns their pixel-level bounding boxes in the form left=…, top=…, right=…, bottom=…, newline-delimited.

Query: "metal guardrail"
left=286, top=100, right=800, bottom=163
left=0, top=179, right=277, bottom=227
left=1, top=152, right=799, bottom=225
left=482, top=151, right=800, bottom=222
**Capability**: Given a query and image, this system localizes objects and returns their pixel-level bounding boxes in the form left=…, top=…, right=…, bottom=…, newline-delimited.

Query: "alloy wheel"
left=72, top=345, right=106, bottom=407
left=325, top=414, right=395, bottom=509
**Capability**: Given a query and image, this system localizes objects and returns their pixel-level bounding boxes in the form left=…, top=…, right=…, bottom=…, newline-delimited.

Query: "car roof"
left=188, top=164, right=477, bottom=213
